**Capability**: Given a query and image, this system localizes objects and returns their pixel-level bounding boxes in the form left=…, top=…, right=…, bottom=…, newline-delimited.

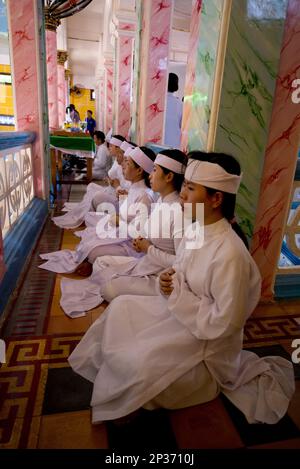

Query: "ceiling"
left=66, top=0, right=105, bottom=84
left=67, top=0, right=193, bottom=88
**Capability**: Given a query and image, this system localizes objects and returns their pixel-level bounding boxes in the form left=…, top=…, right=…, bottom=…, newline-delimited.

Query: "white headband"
left=155, top=153, right=185, bottom=174
left=130, top=147, right=154, bottom=174
left=124, top=146, right=135, bottom=157
left=120, top=141, right=132, bottom=151
left=110, top=137, right=123, bottom=147
left=185, top=160, right=242, bottom=194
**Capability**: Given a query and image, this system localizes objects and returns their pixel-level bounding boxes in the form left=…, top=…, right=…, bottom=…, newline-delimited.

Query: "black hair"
left=157, top=149, right=186, bottom=192
left=187, top=151, right=248, bottom=249
left=131, top=146, right=156, bottom=188
left=112, top=134, right=126, bottom=142
left=69, top=104, right=75, bottom=111
left=87, top=109, right=93, bottom=114
left=94, top=130, right=105, bottom=143
left=168, top=73, right=179, bottom=93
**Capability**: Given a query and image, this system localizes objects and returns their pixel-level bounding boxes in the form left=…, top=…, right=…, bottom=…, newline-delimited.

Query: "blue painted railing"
left=0, top=131, right=36, bottom=150
left=0, top=132, right=49, bottom=316
left=275, top=153, right=300, bottom=298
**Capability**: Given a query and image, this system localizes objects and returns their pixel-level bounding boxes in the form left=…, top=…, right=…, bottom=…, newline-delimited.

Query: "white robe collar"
left=203, top=217, right=230, bottom=240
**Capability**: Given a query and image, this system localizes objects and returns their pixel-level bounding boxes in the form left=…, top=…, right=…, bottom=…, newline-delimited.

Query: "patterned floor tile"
left=279, top=299, right=300, bottom=316
left=169, top=397, right=244, bottom=449
left=244, top=316, right=300, bottom=347
left=252, top=303, right=286, bottom=318
left=220, top=394, right=300, bottom=446
left=42, top=367, right=92, bottom=415
left=106, top=408, right=177, bottom=450
left=38, top=410, right=108, bottom=449
left=0, top=335, right=82, bottom=448
left=46, top=315, right=91, bottom=335
left=91, top=303, right=108, bottom=323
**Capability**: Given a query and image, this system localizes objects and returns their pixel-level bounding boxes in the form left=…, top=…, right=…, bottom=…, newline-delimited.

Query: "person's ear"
left=165, top=172, right=174, bottom=184
left=136, top=166, right=143, bottom=177
left=212, top=191, right=223, bottom=209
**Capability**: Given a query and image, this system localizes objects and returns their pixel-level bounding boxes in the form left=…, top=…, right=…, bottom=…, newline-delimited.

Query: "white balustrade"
left=278, top=180, right=300, bottom=275
left=0, top=144, right=34, bottom=237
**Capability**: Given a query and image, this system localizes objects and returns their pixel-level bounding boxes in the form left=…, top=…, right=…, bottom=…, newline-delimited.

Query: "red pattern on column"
left=57, top=64, right=65, bottom=127
left=251, top=0, right=300, bottom=300
left=46, top=30, right=59, bottom=129
left=7, top=0, right=46, bottom=199
left=116, top=29, right=135, bottom=137
left=104, top=61, right=114, bottom=133
left=137, top=0, right=172, bottom=144
left=181, top=0, right=203, bottom=152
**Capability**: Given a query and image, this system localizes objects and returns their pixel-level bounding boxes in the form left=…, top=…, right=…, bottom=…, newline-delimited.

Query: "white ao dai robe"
left=39, top=180, right=153, bottom=275
left=52, top=160, right=130, bottom=229
left=68, top=218, right=295, bottom=424
left=60, top=191, right=182, bottom=317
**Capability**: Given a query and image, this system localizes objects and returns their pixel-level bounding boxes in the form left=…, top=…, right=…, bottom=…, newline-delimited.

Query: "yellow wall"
left=0, top=64, right=15, bottom=132
left=69, top=88, right=96, bottom=124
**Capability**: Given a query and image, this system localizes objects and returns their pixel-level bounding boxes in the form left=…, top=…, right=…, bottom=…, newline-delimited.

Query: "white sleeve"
left=108, top=161, right=119, bottom=179
left=93, top=147, right=107, bottom=170
left=167, top=255, right=250, bottom=340
left=126, top=193, right=152, bottom=235
left=147, top=245, right=176, bottom=269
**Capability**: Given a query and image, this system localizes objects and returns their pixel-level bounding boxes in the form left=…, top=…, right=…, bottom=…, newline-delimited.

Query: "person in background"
left=164, top=73, right=183, bottom=149
left=69, top=104, right=80, bottom=124
left=92, top=131, right=112, bottom=180
left=86, top=110, right=96, bottom=137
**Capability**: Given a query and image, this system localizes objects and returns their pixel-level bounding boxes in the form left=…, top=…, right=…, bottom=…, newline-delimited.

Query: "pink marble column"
left=97, top=77, right=104, bottom=130
left=57, top=50, right=68, bottom=128
left=0, top=229, right=5, bottom=283
left=104, top=58, right=114, bottom=133
left=46, top=28, right=59, bottom=130
left=65, top=69, right=71, bottom=108
left=7, top=0, right=47, bottom=199
left=251, top=0, right=300, bottom=301
left=115, top=23, right=135, bottom=138
left=137, top=0, right=173, bottom=144
left=181, top=0, right=202, bottom=152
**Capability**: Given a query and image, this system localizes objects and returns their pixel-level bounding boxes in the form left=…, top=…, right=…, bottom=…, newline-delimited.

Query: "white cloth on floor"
left=51, top=160, right=128, bottom=229
left=39, top=180, right=154, bottom=276
left=60, top=191, right=182, bottom=317
left=68, top=218, right=295, bottom=424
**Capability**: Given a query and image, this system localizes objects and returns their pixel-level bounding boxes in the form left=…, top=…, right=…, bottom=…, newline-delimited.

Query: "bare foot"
left=75, top=260, right=93, bottom=277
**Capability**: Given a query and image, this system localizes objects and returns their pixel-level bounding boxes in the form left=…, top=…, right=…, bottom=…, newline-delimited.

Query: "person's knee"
left=102, top=281, right=117, bottom=302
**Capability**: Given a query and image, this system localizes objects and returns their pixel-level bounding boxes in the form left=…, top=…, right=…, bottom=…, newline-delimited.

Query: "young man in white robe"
left=39, top=146, right=156, bottom=277
left=51, top=135, right=131, bottom=230
left=59, top=149, right=187, bottom=317
left=68, top=151, right=295, bottom=425
left=92, top=131, right=112, bottom=180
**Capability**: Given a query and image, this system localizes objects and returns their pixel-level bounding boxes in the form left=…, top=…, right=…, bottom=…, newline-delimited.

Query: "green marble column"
left=214, top=0, right=287, bottom=239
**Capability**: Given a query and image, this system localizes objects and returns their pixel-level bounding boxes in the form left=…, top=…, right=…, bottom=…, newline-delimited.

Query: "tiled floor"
left=0, top=183, right=300, bottom=449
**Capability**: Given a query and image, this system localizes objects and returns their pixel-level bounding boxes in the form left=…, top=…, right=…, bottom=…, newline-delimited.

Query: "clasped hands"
left=159, top=268, right=175, bottom=296
left=106, top=177, right=121, bottom=189
left=132, top=236, right=152, bottom=254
